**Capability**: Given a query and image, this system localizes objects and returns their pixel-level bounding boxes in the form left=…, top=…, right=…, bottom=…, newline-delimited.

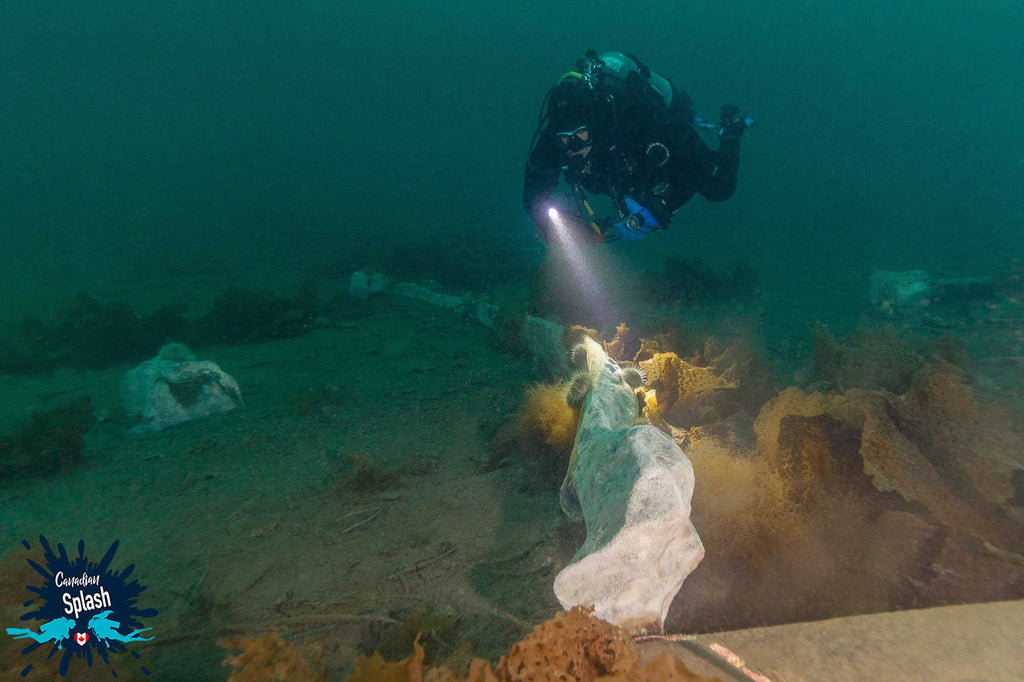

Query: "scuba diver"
left=524, top=50, right=752, bottom=243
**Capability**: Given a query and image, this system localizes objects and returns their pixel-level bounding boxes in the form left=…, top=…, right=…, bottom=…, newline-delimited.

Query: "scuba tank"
left=586, top=50, right=675, bottom=113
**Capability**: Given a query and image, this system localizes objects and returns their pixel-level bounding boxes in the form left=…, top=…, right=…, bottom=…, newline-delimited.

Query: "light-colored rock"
left=555, top=337, right=704, bottom=633
left=122, top=356, right=242, bottom=434
left=870, top=270, right=930, bottom=305
left=348, top=270, right=389, bottom=299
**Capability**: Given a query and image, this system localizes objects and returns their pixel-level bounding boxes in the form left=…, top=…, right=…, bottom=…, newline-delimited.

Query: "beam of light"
left=545, top=208, right=615, bottom=328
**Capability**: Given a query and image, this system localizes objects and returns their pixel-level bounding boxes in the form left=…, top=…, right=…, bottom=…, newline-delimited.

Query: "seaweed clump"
left=0, top=283, right=331, bottom=375
left=510, top=383, right=582, bottom=460
left=222, top=633, right=326, bottom=681
left=675, top=359, right=1024, bottom=635
left=345, top=607, right=712, bottom=681
left=811, top=324, right=981, bottom=394
left=642, top=256, right=758, bottom=306
left=0, top=397, right=95, bottom=477
left=602, top=323, right=641, bottom=363
left=812, top=324, right=920, bottom=393
left=193, top=283, right=320, bottom=346
left=346, top=452, right=400, bottom=493
left=494, top=606, right=638, bottom=680
left=0, top=293, right=189, bottom=373
left=357, top=607, right=460, bottom=668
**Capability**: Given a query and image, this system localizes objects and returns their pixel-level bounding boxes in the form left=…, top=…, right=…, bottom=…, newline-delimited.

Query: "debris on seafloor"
left=121, top=343, right=242, bottom=434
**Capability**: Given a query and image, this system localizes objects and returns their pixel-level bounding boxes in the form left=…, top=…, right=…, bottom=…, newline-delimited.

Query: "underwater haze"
left=1, top=0, right=1021, bottom=322
left=2, top=2, right=1023, bottom=679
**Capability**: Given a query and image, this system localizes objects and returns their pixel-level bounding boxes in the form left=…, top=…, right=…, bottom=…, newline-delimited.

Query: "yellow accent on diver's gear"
left=577, top=192, right=606, bottom=239
left=555, top=71, right=583, bottom=85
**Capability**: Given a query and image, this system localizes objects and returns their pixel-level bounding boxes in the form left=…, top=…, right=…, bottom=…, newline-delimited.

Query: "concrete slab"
left=638, top=600, right=1023, bottom=681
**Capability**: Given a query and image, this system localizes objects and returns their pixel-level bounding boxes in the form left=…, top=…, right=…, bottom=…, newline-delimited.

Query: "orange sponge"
left=495, top=607, right=638, bottom=681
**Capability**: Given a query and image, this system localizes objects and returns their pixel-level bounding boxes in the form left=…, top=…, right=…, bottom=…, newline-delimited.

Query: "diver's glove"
left=611, top=197, right=660, bottom=241
left=718, top=103, right=754, bottom=140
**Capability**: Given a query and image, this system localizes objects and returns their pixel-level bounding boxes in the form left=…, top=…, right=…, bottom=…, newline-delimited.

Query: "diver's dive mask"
left=556, top=125, right=592, bottom=153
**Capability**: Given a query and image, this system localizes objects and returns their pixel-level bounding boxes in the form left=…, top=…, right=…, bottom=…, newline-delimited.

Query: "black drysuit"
left=523, top=77, right=741, bottom=240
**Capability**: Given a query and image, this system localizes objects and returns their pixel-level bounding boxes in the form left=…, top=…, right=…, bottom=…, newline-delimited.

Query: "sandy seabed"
left=1, top=268, right=1021, bottom=681
left=1, top=294, right=570, bottom=680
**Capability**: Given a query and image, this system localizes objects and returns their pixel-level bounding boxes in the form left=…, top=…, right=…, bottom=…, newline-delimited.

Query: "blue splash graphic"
left=4, top=536, right=157, bottom=677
